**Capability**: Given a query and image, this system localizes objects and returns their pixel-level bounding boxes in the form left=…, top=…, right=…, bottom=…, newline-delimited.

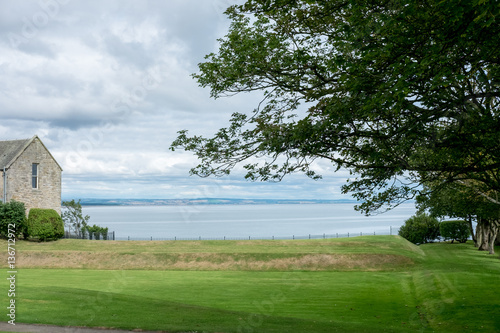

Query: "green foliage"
left=417, top=181, right=499, bottom=221
left=440, top=220, right=470, bottom=243
left=399, top=214, right=440, bottom=244
left=172, top=0, right=500, bottom=214
left=62, top=199, right=90, bottom=238
left=82, top=224, right=109, bottom=240
left=0, top=200, right=27, bottom=239
left=27, top=208, right=64, bottom=241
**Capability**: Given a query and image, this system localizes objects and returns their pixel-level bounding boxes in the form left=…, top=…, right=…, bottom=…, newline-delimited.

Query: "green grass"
left=1, top=236, right=499, bottom=332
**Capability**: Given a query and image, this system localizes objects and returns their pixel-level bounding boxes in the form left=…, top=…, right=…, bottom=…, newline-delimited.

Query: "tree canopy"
left=171, top=0, right=500, bottom=214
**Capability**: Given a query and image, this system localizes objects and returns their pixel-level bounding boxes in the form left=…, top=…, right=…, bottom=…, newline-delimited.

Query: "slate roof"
left=0, top=137, right=31, bottom=169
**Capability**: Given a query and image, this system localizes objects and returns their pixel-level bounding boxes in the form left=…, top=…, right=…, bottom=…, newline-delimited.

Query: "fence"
left=63, top=231, right=116, bottom=240
left=113, top=226, right=401, bottom=241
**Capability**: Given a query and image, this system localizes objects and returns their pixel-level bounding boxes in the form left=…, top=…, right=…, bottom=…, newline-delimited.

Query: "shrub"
left=399, top=213, right=440, bottom=245
left=27, top=208, right=64, bottom=241
left=0, top=201, right=27, bottom=239
left=83, top=224, right=109, bottom=240
left=440, top=220, right=470, bottom=243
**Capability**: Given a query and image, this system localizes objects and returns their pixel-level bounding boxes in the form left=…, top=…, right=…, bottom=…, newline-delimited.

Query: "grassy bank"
left=1, top=236, right=499, bottom=332
left=4, top=236, right=422, bottom=271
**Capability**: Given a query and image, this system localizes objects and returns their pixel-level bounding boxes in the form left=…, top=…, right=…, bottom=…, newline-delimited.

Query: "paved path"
left=0, top=322, right=171, bottom=333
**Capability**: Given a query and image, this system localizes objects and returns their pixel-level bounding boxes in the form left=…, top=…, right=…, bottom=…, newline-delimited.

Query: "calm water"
left=81, top=203, right=416, bottom=240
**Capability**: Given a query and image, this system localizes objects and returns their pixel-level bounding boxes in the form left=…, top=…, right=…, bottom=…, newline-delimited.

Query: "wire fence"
left=63, top=231, right=116, bottom=240
left=111, top=226, right=401, bottom=241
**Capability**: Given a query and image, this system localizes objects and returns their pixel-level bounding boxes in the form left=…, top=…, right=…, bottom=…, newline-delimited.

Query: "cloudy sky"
left=0, top=0, right=353, bottom=200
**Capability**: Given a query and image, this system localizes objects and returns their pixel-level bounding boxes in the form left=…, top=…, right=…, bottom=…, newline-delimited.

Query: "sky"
left=0, top=0, right=353, bottom=201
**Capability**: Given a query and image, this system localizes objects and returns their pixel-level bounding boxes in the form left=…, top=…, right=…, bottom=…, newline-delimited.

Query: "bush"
left=27, top=208, right=64, bottom=241
left=399, top=213, right=440, bottom=245
left=440, top=220, right=470, bottom=243
left=82, top=224, right=109, bottom=240
left=0, top=201, right=28, bottom=239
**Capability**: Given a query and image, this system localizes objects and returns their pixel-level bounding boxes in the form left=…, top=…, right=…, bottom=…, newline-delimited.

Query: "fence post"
left=390, top=226, right=392, bottom=235
left=128, top=236, right=130, bottom=241
left=293, top=235, right=295, bottom=240
left=348, top=232, right=349, bottom=237
left=151, top=236, right=153, bottom=241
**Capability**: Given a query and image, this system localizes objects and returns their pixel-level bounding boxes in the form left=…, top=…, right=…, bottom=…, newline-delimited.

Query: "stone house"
left=0, top=135, right=62, bottom=215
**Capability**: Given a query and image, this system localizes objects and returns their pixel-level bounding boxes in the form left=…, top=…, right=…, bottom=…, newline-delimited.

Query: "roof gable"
left=0, top=135, right=62, bottom=171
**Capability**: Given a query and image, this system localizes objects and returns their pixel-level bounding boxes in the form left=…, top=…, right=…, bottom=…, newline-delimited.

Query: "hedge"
left=440, top=220, right=470, bottom=243
left=82, top=224, right=109, bottom=240
left=398, top=213, right=440, bottom=244
left=27, top=208, right=64, bottom=241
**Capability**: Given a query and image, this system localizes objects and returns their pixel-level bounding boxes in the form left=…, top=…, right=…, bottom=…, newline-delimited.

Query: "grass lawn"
left=1, top=236, right=499, bottom=332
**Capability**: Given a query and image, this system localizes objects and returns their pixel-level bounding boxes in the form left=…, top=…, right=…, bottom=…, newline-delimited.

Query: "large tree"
left=171, top=0, right=500, bottom=214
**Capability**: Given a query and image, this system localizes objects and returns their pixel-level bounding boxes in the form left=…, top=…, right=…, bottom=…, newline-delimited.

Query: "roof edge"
left=4, top=136, right=33, bottom=169
left=5, top=135, right=63, bottom=171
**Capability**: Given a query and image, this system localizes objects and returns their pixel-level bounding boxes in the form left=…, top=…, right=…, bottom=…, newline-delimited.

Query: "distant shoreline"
left=69, top=198, right=359, bottom=207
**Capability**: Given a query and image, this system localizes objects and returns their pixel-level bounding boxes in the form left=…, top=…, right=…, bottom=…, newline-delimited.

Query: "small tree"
left=0, top=200, right=27, bottom=239
left=399, top=214, right=440, bottom=245
left=62, top=199, right=89, bottom=238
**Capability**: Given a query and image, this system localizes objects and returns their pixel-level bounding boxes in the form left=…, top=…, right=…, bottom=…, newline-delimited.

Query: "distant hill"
left=75, top=198, right=357, bottom=206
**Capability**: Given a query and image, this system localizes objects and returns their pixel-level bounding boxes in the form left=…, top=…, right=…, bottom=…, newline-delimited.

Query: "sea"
left=81, top=203, right=416, bottom=240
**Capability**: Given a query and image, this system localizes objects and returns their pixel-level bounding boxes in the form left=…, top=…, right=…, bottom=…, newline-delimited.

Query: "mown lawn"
left=1, top=236, right=499, bottom=332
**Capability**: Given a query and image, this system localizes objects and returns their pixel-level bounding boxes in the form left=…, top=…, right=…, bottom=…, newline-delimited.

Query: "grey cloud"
left=15, top=38, right=56, bottom=58
left=102, top=35, right=153, bottom=70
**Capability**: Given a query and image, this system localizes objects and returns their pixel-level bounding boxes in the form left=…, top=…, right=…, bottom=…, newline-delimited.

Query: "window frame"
left=32, top=163, right=39, bottom=189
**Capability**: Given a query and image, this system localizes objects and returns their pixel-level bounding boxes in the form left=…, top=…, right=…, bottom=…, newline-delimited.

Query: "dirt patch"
left=6, top=251, right=413, bottom=271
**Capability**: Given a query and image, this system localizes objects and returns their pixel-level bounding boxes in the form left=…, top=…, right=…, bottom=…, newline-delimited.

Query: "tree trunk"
left=476, top=218, right=499, bottom=254
left=468, top=215, right=477, bottom=247
left=491, top=220, right=499, bottom=255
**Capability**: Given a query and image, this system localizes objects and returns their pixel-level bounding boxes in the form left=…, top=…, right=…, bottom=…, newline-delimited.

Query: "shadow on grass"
left=18, top=286, right=364, bottom=333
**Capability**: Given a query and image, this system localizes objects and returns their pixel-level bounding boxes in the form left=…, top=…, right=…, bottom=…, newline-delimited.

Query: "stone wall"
left=3, top=138, right=62, bottom=215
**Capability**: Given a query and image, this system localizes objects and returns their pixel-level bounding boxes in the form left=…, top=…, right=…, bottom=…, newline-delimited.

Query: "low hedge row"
left=82, top=224, right=109, bottom=240
left=399, top=214, right=472, bottom=245
left=440, top=220, right=470, bottom=243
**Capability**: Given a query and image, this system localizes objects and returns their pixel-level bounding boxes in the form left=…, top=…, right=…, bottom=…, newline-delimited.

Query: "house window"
left=32, top=163, right=39, bottom=189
